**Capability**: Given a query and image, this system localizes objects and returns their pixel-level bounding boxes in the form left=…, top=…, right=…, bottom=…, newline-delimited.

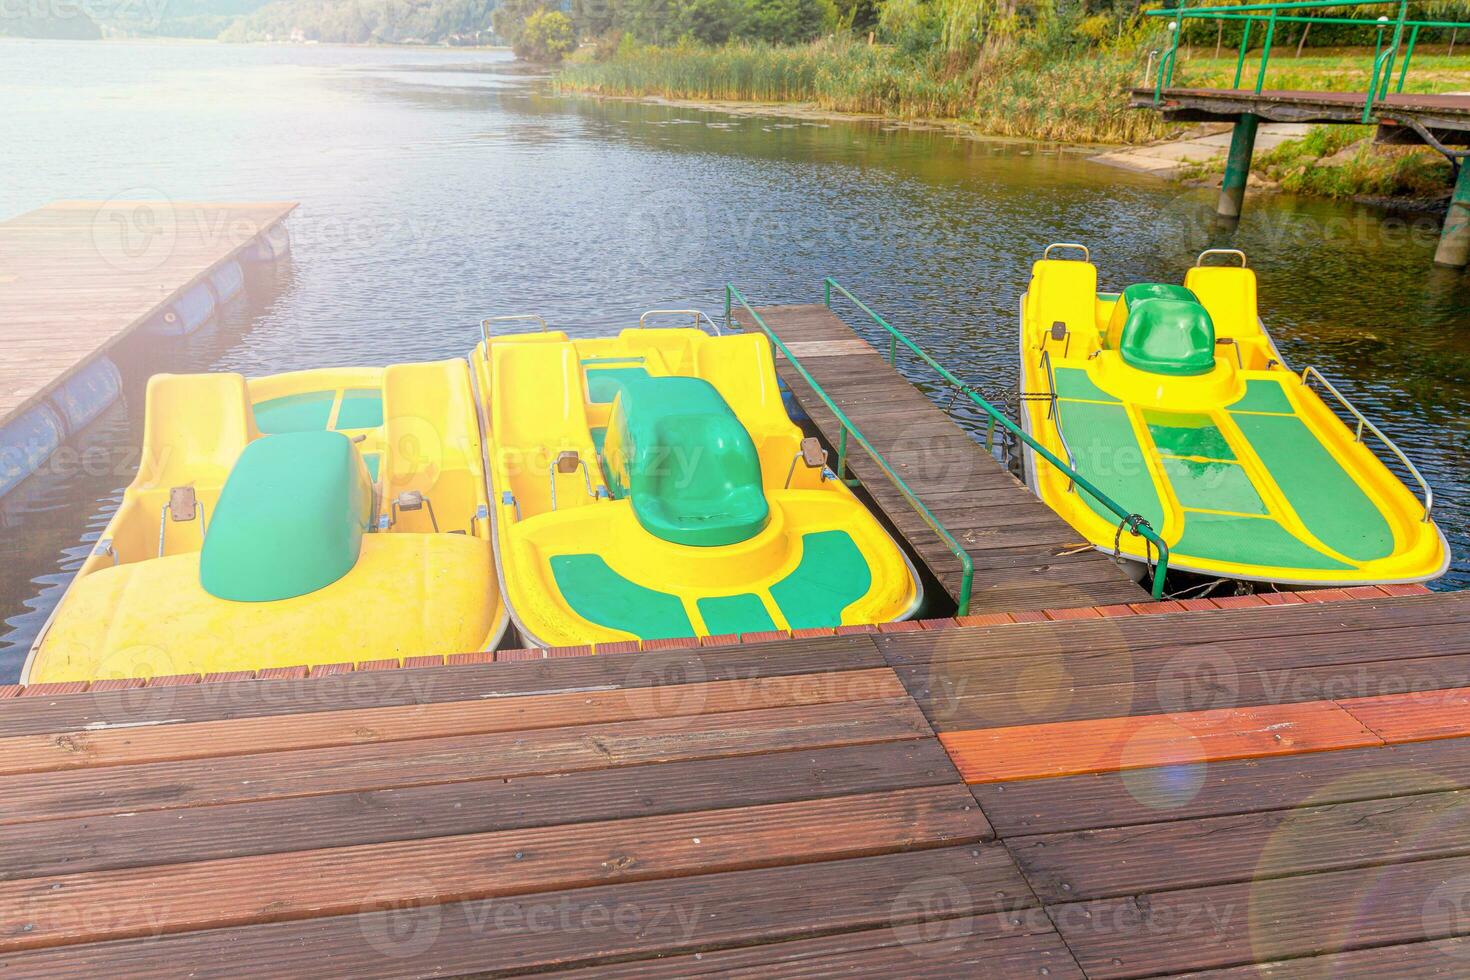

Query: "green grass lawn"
left=1172, top=47, right=1470, bottom=94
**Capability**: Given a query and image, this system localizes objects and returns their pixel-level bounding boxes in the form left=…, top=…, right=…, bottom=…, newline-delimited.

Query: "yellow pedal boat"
left=24, top=360, right=508, bottom=683
left=472, top=314, right=921, bottom=647
left=1019, top=245, right=1448, bottom=587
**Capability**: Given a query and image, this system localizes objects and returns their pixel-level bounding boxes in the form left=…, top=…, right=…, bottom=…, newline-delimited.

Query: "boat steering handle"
left=1042, top=243, right=1090, bottom=262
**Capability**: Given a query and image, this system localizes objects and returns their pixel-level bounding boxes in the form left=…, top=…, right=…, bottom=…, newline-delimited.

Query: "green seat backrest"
left=1119, top=298, right=1218, bottom=376
left=603, top=376, right=769, bottom=547
left=201, top=430, right=374, bottom=601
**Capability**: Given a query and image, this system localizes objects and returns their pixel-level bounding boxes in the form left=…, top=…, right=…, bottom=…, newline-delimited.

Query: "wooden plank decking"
left=0, top=635, right=1074, bottom=978
left=1132, top=87, right=1470, bottom=142
left=1, top=588, right=1469, bottom=973
left=749, top=303, right=1147, bottom=614
left=0, top=200, right=296, bottom=425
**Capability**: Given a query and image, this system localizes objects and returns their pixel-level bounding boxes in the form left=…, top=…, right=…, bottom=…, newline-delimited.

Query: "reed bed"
left=557, top=38, right=1172, bottom=144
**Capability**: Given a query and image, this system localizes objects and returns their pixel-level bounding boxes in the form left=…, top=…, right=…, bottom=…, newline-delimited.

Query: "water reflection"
left=0, top=41, right=1465, bottom=679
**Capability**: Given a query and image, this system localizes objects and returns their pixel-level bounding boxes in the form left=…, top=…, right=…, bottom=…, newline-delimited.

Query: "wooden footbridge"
left=1135, top=0, right=1470, bottom=266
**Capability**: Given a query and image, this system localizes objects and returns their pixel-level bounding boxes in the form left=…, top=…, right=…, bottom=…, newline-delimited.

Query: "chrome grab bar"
left=158, top=488, right=207, bottom=558
left=638, top=309, right=721, bottom=336
left=1038, top=349, right=1078, bottom=493
left=548, top=451, right=606, bottom=511
left=1042, top=242, right=1090, bottom=262
left=1301, top=366, right=1433, bottom=522
left=480, top=314, right=549, bottom=348
left=1196, top=248, right=1248, bottom=267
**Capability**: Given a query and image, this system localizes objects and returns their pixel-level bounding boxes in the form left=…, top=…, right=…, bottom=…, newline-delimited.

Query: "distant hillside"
left=0, top=7, right=102, bottom=38
left=98, top=0, right=273, bottom=39
left=219, top=0, right=498, bottom=43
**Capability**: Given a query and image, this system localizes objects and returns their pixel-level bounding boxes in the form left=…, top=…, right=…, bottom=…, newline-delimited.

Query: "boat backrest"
left=137, top=373, right=258, bottom=490
left=603, top=376, right=769, bottom=547
left=1105, top=283, right=1198, bottom=352
left=1026, top=259, right=1099, bottom=340
left=200, top=431, right=373, bottom=602
left=1118, top=299, right=1217, bottom=376
left=1183, top=265, right=1259, bottom=340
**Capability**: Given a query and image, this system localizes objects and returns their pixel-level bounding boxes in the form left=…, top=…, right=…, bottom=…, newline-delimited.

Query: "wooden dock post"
left=1218, top=112, right=1260, bottom=219
left=1433, top=160, right=1470, bottom=267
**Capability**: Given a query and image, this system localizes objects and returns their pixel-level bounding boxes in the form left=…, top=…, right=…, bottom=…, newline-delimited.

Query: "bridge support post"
left=1433, top=161, right=1470, bottom=267
left=1217, top=113, right=1260, bottom=219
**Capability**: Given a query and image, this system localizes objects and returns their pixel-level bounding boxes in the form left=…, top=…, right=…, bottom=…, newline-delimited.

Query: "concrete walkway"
left=1092, top=122, right=1312, bottom=177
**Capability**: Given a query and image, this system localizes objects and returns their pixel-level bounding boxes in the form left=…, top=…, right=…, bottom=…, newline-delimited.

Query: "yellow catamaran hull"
left=1018, top=246, right=1448, bottom=587
left=472, top=320, right=921, bottom=648
left=25, top=360, right=508, bottom=683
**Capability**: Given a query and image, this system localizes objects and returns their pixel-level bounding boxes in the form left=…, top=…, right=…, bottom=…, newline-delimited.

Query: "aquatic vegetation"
left=557, top=35, right=1173, bottom=143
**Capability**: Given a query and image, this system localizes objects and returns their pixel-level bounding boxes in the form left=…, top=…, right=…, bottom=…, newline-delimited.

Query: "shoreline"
left=562, top=90, right=1112, bottom=155
left=566, top=87, right=1455, bottom=210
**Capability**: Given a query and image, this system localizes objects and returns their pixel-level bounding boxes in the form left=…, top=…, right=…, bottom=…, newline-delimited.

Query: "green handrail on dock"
left=725, top=282, right=1171, bottom=606
left=1146, top=0, right=1470, bottom=123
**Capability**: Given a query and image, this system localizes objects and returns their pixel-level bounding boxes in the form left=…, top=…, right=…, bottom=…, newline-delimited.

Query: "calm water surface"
left=2, top=40, right=1467, bottom=679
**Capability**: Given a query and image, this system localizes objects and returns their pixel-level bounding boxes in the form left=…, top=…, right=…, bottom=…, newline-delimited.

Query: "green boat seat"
left=201, top=431, right=374, bottom=601
left=603, top=376, right=769, bottom=547
left=1119, top=298, right=1217, bottom=377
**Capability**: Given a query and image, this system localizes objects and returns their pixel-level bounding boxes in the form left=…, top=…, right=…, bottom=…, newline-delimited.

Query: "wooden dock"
left=1133, top=87, right=1470, bottom=141
left=0, top=200, right=296, bottom=426
left=749, top=303, right=1148, bottom=614
left=0, top=584, right=1467, bottom=975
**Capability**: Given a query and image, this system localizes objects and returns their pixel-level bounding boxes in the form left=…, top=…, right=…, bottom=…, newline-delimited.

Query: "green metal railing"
left=725, top=281, right=1171, bottom=604
left=724, top=284, right=977, bottom=613
left=1147, top=0, right=1470, bottom=123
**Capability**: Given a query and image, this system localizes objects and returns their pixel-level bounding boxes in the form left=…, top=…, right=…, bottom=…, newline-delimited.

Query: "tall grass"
left=557, top=36, right=1173, bottom=144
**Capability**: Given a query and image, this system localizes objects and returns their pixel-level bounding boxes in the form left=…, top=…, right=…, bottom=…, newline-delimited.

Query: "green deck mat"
left=1176, top=512, right=1353, bottom=571
left=335, top=389, right=384, bottom=430
left=1160, top=457, right=1267, bottom=515
left=1055, top=399, right=1165, bottom=530
left=1146, top=412, right=1235, bottom=460
left=697, top=593, right=777, bottom=635
left=254, top=391, right=335, bottom=434
left=770, top=530, right=872, bottom=630
left=1053, top=367, right=1119, bottom=403
left=1229, top=380, right=1295, bottom=415
left=1231, top=412, right=1393, bottom=562
left=549, top=553, right=694, bottom=639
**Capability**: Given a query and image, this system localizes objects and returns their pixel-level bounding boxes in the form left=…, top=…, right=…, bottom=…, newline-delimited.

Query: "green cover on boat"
left=201, top=431, right=373, bottom=601
left=1120, top=298, right=1217, bottom=376
left=604, top=376, right=769, bottom=547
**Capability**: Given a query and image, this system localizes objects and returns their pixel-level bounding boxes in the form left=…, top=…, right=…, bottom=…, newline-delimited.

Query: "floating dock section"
left=747, top=303, right=1149, bottom=614
left=0, top=200, right=296, bottom=497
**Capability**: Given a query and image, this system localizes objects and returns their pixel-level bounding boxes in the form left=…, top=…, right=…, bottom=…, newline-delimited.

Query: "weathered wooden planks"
left=0, top=634, right=883, bottom=737
left=0, top=786, right=984, bottom=952
left=0, top=200, right=295, bottom=425
left=0, top=668, right=904, bottom=775
left=940, top=701, right=1381, bottom=783
left=0, top=845, right=1042, bottom=978
left=749, top=303, right=1146, bottom=613
left=0, top=697, right=933, bottom=825
left=0, top=632, right=1085, bottom=974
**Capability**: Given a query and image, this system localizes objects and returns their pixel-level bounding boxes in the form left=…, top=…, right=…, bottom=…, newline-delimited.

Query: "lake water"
left=2, top=39, right=1466, bottom=679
